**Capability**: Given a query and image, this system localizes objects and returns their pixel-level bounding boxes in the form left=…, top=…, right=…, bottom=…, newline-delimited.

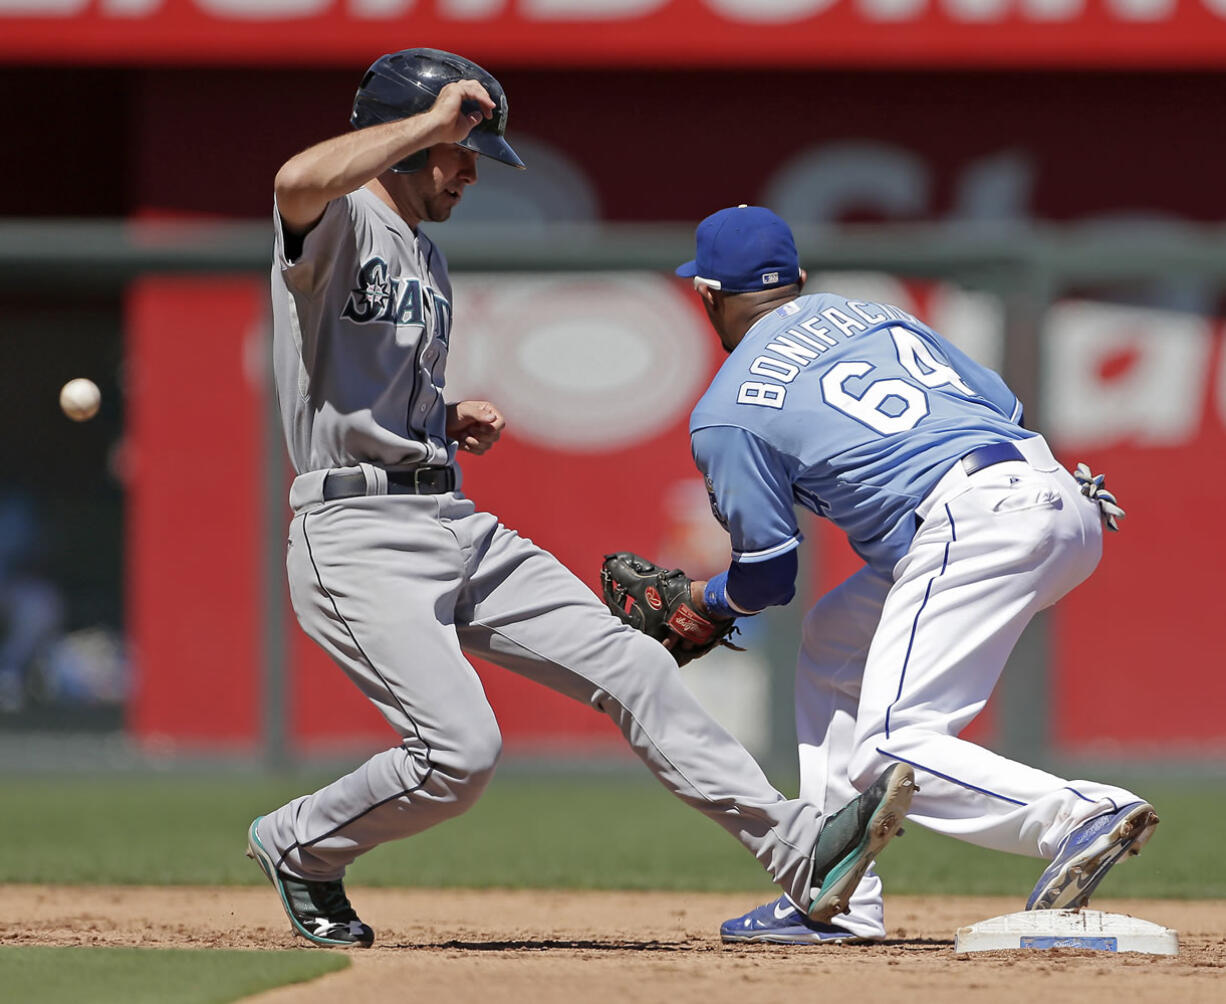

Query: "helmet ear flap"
left=390, top=149, right=429, bottom=174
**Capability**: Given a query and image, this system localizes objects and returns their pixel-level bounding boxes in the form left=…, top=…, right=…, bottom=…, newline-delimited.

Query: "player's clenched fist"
left=446, top=400, right=505, bottom=454
left=428, top=80, right=496, bottom=146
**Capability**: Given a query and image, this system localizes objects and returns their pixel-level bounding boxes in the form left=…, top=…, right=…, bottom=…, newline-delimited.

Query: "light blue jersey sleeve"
left=691, top=424, right=801, bottom=563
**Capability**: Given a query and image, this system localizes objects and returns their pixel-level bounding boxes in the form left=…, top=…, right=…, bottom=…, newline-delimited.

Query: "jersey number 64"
left=820, top=327, right=975, bottom=435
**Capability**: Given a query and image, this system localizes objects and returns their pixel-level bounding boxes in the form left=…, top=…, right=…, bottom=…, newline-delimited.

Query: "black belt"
left=322, top=466, right=455, bottom=501
left=961, top=442, right=1024, bottom=475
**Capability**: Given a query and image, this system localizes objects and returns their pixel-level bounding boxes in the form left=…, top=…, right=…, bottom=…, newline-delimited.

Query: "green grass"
left=0, top=946, right=347, bottom=1004
left=0, top=769, right=1220, bottom=899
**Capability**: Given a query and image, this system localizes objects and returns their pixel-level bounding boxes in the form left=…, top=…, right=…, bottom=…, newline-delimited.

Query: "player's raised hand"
left=446, top=400, right=505, bottom=454
left=428, top=80, right=496, bottom=146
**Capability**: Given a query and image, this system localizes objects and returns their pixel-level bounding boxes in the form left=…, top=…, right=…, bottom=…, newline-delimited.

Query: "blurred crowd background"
left=1, top=1, right=1224, bottom=773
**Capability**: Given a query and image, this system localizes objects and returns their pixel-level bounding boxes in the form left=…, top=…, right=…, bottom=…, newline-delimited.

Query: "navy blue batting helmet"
left=351, top=48, right=524, bottom=174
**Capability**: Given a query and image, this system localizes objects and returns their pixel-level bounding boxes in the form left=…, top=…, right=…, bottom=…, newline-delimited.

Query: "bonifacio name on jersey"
left=738, top=298, right=931, bottom=412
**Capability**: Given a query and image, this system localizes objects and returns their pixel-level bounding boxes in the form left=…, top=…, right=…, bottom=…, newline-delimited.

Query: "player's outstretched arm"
left=275, top=79, right=495, bottom=232
left=446, top=400, right=505, bottom=455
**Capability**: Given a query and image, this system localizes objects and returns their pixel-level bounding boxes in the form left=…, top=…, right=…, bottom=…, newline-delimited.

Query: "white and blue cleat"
left=720, top=895, right=876, bottom=945
left=1026, top=800, right=1159, bottom=912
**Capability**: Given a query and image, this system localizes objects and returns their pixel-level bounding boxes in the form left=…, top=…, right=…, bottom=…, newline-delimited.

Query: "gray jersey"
left=271, top=187, right=455, bottom=474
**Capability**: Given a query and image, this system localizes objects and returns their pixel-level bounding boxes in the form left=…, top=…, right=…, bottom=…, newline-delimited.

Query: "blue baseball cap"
left=675, top=205, right=800, bottom=293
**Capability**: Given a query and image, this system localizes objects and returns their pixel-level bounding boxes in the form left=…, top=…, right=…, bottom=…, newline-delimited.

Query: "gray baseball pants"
left=255, top=467, right=821, bottom=905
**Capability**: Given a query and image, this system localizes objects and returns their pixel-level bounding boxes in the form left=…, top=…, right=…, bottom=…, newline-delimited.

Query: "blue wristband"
left=703, top=572, right=737, bottom=620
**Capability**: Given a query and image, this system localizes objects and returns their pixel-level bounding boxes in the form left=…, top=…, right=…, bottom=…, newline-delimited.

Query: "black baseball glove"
left=600, top=551, right=740, bottom=666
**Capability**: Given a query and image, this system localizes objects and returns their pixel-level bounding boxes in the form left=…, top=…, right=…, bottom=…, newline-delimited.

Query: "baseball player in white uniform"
left=671, top=205, right=1158, bottom=945
left=245, top=50, right=917, bottom=948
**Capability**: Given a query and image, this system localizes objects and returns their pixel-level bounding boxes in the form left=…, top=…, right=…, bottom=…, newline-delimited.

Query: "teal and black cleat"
left=246, top=816, right=374, bottom=948
left=806, top=763, right=917, bottom=924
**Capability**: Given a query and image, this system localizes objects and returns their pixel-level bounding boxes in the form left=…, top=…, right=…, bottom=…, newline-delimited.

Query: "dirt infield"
left=3, top=886, right=1223, bottom=1003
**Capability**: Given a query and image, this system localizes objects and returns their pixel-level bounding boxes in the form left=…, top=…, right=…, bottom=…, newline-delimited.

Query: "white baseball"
left=60, top=378, right=101, bottom=422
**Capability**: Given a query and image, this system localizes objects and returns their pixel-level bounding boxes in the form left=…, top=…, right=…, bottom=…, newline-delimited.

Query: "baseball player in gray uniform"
left=245, top=48, right=917, bottom=948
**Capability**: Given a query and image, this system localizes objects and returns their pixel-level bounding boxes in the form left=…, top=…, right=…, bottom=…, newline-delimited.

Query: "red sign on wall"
left=7, top=1, right=1226, bottom=68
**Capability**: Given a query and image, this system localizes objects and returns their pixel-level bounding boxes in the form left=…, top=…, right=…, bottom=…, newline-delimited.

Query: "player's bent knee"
left=440, top=755, right=499, bottom=812
left=440, top=723, right=503, bottom=782
left=410, top=714, right=503, bottom=808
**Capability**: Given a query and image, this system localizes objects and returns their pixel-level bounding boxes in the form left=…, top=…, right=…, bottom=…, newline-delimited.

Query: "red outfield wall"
left=126, top=277, right=265, bottom=746
left=127, top=273, right=1226, bottom=757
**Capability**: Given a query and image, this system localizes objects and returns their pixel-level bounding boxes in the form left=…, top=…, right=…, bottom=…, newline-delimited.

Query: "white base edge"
left=954, top=908, right=1178, bottom=956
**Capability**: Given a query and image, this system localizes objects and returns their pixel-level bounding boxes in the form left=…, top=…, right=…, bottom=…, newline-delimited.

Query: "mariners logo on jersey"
left=342, top=257, right=425, bottom=326
left=341, top=256, right=454, bottom=349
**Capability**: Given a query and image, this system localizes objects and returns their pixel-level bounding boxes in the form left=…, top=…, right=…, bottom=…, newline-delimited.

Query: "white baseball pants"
left=795, top=435, right=1144, bottom=937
